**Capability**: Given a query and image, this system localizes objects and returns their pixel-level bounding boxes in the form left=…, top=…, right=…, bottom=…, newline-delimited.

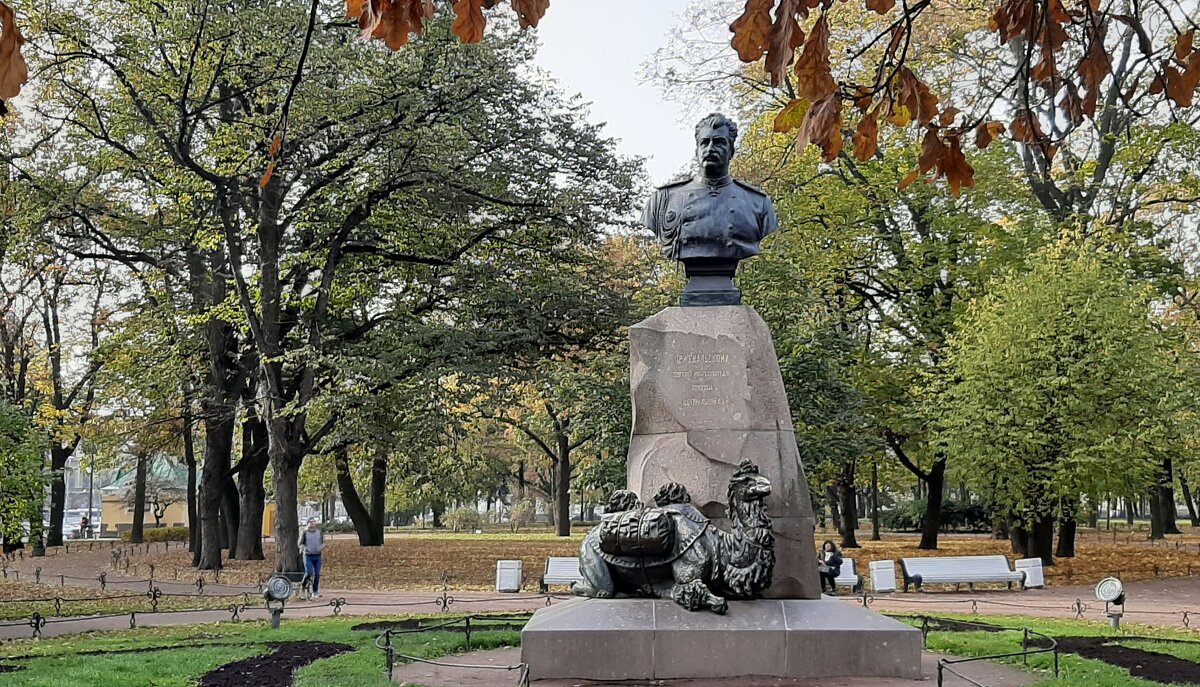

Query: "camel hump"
left=598, top=508, right=676, bottom=557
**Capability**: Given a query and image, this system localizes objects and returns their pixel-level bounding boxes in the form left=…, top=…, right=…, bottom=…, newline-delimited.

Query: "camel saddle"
left=598, top=507, right=675, bottom=557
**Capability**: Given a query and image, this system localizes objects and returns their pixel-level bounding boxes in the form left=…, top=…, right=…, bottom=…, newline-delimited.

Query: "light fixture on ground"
left=264, top=574, right=293, bottom=629
left=1095, top=577, right=1125, bottom=629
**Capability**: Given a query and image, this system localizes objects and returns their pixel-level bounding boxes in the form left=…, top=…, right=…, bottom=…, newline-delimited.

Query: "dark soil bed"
left=1056, top=637, right=1200, bottom=685
left=197, top=641, right=352, bottom=687
left=0, top=663, right=24, bottom=672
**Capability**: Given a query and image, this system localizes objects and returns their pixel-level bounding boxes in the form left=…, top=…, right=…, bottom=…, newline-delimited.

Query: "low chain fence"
left=374, top=614, right=532, bottom=685
left=889, top=615, right=1059, bottom=687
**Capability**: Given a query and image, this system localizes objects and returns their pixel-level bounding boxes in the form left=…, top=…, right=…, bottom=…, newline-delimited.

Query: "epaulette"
left=733, top=178, right=768, bottom=196
left=655, top=177, right=691, bottom=190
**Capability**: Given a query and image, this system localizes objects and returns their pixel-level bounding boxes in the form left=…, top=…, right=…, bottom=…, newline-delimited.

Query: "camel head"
left=728, top=459, right=771, bottom=504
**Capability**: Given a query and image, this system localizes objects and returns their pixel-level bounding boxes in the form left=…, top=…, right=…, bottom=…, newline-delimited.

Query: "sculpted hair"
left=695, top=113, right=738, bottom=146
left=654, top=482, right=692, bottom=506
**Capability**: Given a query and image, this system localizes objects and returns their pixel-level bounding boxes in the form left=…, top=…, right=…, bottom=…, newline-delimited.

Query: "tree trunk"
left=1150, top=488, right=1165, bottom=540
left=870, top=459, right=881, bottom=541
left=1125, top=497, right=1134, bottom=525
left=183, top=401, right=200, bottom=561
left=221, top=476, right=240, bottom=553
left=918, top=458, right=946, bottom=550
left=369, top=453, right=386, bottom=545
left=825, top=484, right=840, bottom=533
left=46, top=444, right=73, bottom=547
left=431, top=503, right=444, bottom=529
left=271, top=448, right=304, bottom=573
left=130, top=451, right=148, bottom=544
left=335, top=447, right=385, bottom=546
left=1180, top=469, right=1200, bottom=527
left=198, top=411, right=235, bottom=570
left=837, top=473, right=860, bottom=548
left=1029, top=514, right=1055, bottom=566
left=234, top=416, right=268, bottom=560
left=1010, top=524, right=1028, bottom=556
left=992, top=517, right=1009, bottom=540
left=1158, top=458, right=1182, bottom=534
left=555, top=435, right=572, bottom=537
left=1056, top=508, right=1077, bottom=558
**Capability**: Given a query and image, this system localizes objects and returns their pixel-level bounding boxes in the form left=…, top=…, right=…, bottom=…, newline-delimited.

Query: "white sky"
left=530, top=0, right=705, bottom=185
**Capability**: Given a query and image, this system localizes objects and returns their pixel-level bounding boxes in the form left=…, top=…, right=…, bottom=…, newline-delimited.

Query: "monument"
left=521, top=113, right=922, bottom=682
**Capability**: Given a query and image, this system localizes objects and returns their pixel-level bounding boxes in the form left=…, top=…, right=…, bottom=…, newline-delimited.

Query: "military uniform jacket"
left=642, top=175, right=778, bottom=261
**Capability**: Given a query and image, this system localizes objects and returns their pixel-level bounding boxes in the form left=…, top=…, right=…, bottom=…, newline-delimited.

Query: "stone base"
left=521, top=597, right=923, bottom=681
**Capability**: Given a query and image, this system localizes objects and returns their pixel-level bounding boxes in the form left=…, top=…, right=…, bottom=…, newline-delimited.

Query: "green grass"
left=898, top=613, right=1200, bottom=687
left=0, top=614, right=523, bottom=687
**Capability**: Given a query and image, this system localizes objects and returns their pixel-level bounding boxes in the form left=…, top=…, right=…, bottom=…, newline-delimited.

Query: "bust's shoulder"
left=653, top=177, right=692, bottom=193
left=733, top=178, right=769, bottom=197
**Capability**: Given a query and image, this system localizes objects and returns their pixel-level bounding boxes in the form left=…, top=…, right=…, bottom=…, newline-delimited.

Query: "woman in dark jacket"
left=818, top=540, right=844, bottom=594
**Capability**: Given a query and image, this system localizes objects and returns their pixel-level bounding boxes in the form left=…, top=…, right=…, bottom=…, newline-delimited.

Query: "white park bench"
left=899, top=555, right=1026, bottom=592
left=539, top=556, right=584, bottom=593
left=833, top=558, right=865, bottom=593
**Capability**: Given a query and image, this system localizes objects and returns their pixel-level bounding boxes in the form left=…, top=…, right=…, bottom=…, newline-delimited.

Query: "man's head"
left=694, top=113, right=738, bottom=179
left=307, top=518, right=317, bottom=530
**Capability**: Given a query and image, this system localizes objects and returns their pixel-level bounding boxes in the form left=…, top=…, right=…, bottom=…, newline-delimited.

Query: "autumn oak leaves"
left=729, top=0, right=1198, bottom=195
left=349, top=0, right=550, bottom=50
left=0, top=1, right=27, bottom=116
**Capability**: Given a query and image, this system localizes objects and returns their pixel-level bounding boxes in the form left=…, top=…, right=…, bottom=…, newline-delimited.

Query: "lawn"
left=907, top=613, right=1200, bottom=687
left=6, top=610, right=1200, bottom=686
left=0, top=613, right=522, bottom=687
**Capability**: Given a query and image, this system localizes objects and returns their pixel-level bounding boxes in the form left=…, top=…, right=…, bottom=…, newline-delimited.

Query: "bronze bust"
left=642, top=113, right=778, bottom=306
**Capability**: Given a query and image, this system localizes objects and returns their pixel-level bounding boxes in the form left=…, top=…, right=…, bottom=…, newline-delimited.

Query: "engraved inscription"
left=673, top=350, right=733, bottom=409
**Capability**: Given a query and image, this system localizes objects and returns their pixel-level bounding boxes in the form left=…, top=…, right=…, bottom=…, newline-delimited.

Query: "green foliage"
left=443, top=507, right=484, bottom=533
left=940, top=238, right=1188, bottom=529
left=121, top=526, right=189, bottom=543
left=0, top=400, right=45, bottom=544
left=882, top=499, right=991, bottom=532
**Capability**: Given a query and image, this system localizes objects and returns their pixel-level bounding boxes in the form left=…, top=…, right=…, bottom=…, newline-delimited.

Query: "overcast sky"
left=530, top=0, right=705, bottom=186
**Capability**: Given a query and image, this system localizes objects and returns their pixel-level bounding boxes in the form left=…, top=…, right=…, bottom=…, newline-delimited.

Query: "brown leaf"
left=974, top=121, right=1005, bottom=149
left=942, top=136, right=975, bottom=196
left=1009, top=110, right=1045, bottom=142
left=1176, top=29, right=1196, bottom=62
left=363, top=0, right=434, bottom=50
left=268, top=133, right=282, bottom=158
left=990, top=0, right=1035, bottom=45
left=797, top=94, right=843, bottom=162
left=1030, top=47, right=1056, bottom=83
left=938, top=106, right=960, bottom=127
left=917, top=128, right=946, bottom=175
left=898, top=167, right=920, bottom=190
left=866, top=0, right=895, bottom=14
left=1077, top=28, right=1109, bottom=94
left=794, top=14, right=836, bottom=101
left=0, top=0, right=29, bottom=102
left=853, top=109, right=879, bottom=161
left=452, top=0, right=486, bottom=43
left=773, top=98, right=810, bottom=133
left=764, top=0, right=807, bottom=86
left=259, top=161, right=277, bottom=189
left=851, top=85, right=874, bottom=111
left=730, top=0, right=774, bottom=63
left=510, top=0, right=549, bottom=29
left=895, top=68, right=938, bottom=125
left=1061, top=84, right=1085, bottom=126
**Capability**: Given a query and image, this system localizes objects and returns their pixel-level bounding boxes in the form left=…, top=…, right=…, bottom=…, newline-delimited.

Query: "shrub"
left=121, top=526, right=189, bottom=542
left=443, top=507, right=484, bottom=533
left=320, top=521, right=359, bottom=534
left=882, top=499, right=992, bottom=533
left=508, top=499, right=535, bottom=533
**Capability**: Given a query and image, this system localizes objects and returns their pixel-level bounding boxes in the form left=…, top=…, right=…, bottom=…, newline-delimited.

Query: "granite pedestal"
left=521, top=597, right=923, bottom=681
left=628, top=305, right=820, bottom=599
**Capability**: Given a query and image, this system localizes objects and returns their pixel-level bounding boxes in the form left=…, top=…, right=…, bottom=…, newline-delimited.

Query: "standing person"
left=298, top=518, right=326, bottom=599
left=817, top=540, right=843, bottom=595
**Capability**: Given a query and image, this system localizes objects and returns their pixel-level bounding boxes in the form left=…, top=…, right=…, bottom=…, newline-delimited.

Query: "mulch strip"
left=197, top=641, right=353, bottom=687
left=1056, top=636, right=1200, bottom=685
left=0, top=663, right=23, bottom=672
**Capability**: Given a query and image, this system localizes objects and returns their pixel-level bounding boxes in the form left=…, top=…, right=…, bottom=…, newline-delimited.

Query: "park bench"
left=539, top=556, right=584, bottom=593
left=899, top=555, right=1025, bottom=592
left=834, top=558, right=865, bottom=593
